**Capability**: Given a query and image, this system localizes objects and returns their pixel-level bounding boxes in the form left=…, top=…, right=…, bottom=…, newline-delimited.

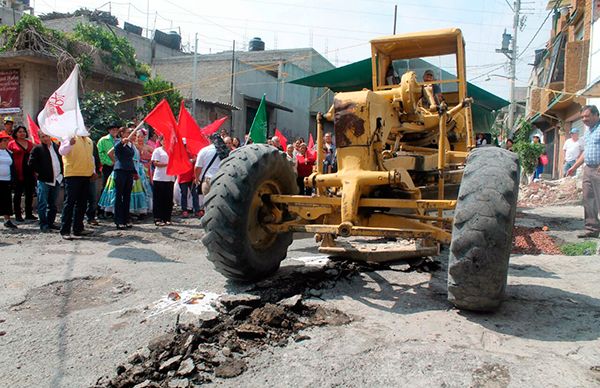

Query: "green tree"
left=73, top=23, right=137, bottom=72
left=80, top=90, right=123, bottom=142
left=512, top=118, right=545, bottom=175
left=139, top=77, right=183, bottom=117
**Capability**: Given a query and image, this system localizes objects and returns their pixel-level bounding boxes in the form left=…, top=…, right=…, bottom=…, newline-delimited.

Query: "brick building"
left=525, top=0, right=593, bottom=179
left=153, top=45, right=335, bottom=141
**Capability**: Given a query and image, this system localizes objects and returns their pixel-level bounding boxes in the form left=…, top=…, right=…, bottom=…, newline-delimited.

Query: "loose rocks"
left=93, top=260, right=369, bottom=387
left=214, top=359, right=247, bottom=378
left=94, top=298, right=351, bottom=387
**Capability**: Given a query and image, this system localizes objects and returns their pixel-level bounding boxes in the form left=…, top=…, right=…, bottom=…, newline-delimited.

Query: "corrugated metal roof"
left=194, top=98, right=239, bottom=111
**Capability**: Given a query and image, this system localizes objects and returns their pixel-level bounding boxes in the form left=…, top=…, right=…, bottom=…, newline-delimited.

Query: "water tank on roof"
left=249, top=37, right=265, bottom=52
left=124, top=22, right=143, bottom=36
left=153, top=30, right=181, bottom=50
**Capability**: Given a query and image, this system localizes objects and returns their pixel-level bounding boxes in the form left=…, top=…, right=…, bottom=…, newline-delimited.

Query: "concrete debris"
left=197, top=311, right=219, bottom=328
left=214, top=359, right=247, bottom=378
left=94, top=286, right=351, bottom=387
left=228, top=305, right=254, bottom=320
left=277, top=294, right=303, bottom=310
left=518, top=178, right=582, bottom=208
left=176, top=358, right=195, bottom=376
left=235, top=323, right=267, bottom=338
left=293, top=334, right=311, bottom=342
left=159, top=355, right=182, bottom=372
left=167, top=378, right=190, bottom=388
left=217, top=294, right=262, bottom=310
left=132, top=380, right=157, bottom=388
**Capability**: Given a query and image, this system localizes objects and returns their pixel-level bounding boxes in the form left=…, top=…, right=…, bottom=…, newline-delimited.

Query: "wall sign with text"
left=0, top=69, right=21, bottom=114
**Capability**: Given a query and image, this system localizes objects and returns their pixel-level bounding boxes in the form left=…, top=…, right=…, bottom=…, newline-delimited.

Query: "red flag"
left=177, top=102, right=210, bottom=155
left=308, top=133, right=315, bottom=150
left=27, top=114, right=41, bottom=144
left=200, top=116, right=228, bottom=136
left=144, top=99, right=177, bottom=152
left=274, top=128, right=287, bottom=150
left=143, top=99, right=191, bottom=176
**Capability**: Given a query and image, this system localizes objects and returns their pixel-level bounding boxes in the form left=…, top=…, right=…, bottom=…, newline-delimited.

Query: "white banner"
left=37, top=65, right=88, bottom=140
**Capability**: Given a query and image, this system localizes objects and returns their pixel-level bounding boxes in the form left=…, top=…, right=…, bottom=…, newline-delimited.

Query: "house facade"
left=526, top=0, right=593, bottom=179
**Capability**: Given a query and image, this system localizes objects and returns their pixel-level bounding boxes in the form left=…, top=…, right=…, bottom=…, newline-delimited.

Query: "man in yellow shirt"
left=59, top=135, right=95, bottom=240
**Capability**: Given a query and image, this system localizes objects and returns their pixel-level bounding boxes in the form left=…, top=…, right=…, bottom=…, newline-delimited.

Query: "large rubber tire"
left=201, top=144, right=298, bottom=281
left=447, top=147, right=519, bottom=311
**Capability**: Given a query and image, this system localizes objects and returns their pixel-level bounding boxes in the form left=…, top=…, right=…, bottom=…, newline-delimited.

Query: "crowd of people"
left=0, top=119, right=228, bottom=236
left=0, top=115, right=338, bottom=237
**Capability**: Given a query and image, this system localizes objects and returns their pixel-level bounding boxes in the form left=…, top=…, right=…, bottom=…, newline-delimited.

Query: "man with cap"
left=567, top=105, right=600, bottom=238
left=3, top=116, right=14, bottom=136
left=563, top=127, right=583, bottom=177
left=96, top=123, right=120, bottom=217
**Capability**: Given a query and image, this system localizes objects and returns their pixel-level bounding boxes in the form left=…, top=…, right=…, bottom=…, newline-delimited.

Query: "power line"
left=150, top=0, right=521, bottom=29
left=517, top=4, right=556, bottom=59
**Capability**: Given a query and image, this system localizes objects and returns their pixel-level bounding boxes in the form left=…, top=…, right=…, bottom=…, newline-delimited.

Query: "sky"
left=30, top=0, right=555, bottom=100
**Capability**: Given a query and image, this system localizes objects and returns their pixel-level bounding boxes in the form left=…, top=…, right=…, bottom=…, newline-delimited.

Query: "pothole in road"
left=94, top=258, right=439, bottom=387
left=10, top=276, right=132, bottom=319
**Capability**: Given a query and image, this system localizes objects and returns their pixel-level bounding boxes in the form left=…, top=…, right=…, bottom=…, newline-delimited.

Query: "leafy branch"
left=512, top=118, right=544, bottom=175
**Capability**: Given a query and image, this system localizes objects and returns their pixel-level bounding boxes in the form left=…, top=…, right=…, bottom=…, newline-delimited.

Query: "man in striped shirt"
left=567, top=105, right=600, bottom=238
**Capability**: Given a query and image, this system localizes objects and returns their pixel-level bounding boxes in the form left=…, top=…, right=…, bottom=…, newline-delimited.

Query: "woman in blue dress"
left=98, top=129, right=152, bottom=217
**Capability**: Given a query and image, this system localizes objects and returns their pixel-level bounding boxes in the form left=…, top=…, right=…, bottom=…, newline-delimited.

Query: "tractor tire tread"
left=447, top=147, right=519, bottom=311
left=201, top=144, right=297, bottom=281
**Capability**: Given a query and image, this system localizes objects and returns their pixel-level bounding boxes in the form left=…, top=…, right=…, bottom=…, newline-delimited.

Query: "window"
left=574, top=21, right=584, bottom=41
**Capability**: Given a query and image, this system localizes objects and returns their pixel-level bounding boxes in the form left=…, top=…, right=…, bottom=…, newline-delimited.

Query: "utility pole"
left=496, top=0, right=520, bottom=136
left=191, top=33, right=198, bottom=118
left=509, top=0, right=520, bottom=134
left=146, top=0, right=150, bottom=39
left=393, top=5, right=397, bottom=34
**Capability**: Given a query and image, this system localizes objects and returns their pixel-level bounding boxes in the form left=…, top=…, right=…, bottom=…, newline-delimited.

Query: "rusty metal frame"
left=262, top=29, right=473, bottom=253
left=270, top=195, right=456, bottom=211
left=267, top=193, right=454, bottom=244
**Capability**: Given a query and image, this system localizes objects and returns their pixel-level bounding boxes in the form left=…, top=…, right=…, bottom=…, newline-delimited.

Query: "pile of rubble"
left=93, top=259, right=440, bottom=388
left=518, top=177, right=582, bottom=208
left=94, top=294, right=351, bottom=388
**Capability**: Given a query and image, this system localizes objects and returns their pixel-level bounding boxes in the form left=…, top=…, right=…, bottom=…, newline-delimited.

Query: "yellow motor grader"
left=202, top=28, right=519, bottom=312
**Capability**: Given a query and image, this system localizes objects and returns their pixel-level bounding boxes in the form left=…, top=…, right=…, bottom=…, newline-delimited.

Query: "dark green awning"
left=290, top=58, right=373, bottom=92
left=289, top=58, right=509, bottom=132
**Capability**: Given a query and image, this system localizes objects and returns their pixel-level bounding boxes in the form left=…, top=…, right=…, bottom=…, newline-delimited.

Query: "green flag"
left=248, top=95, right=267, bottom=143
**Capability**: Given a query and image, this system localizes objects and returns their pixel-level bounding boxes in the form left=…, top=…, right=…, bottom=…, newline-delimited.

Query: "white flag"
left=37, top=65, right=88, bottom=140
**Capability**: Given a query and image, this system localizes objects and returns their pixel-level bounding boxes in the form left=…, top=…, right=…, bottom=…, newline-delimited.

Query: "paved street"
left=1, top=206, right=599, bottom=387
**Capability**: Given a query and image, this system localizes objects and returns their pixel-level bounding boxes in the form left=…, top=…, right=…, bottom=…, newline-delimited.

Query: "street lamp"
left=484, top=74, right=512, bottom=81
